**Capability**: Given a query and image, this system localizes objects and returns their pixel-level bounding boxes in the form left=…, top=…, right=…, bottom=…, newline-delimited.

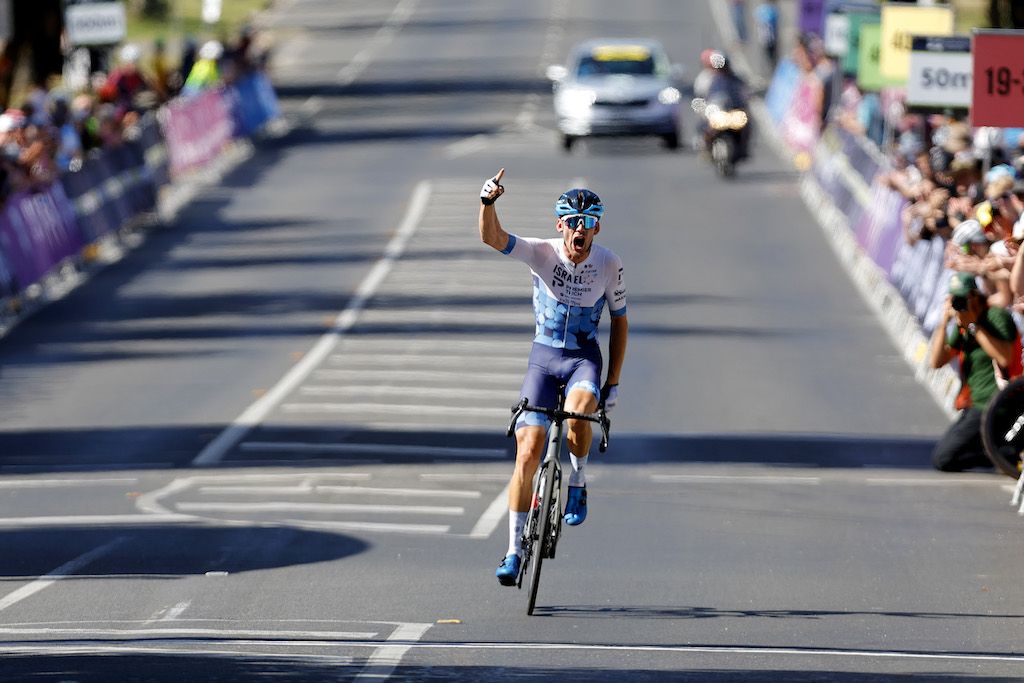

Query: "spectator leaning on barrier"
left=182, top=41, right=223, bottom=96
left=929, top=272, right=1021, bottom=472
left=947, top=219, right=1013, bottom=308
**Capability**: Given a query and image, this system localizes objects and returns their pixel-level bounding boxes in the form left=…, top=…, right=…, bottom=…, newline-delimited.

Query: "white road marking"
left=469, top=483, right=509, bottom=539
left=651, top=475, right=822, bottom=485
left=191, top=181, right=432, bottom=467
left=0, top=627, right=378, bottom=640
left=0, top=478, right=138, bottom=489
left=159, top=601, right=191, bottom=622
left=282, top=519, right=450, bottom=535
left=0, top=514, right=190, bottom=529
left=0, top=537, right=127, bottom=613
left=300, top=385, right=515, bottom=401
left=314, top=485, right=481, bottom=499
left=240, top=442, right=506, bottom=459
left=0, top=644, right=356, bottom=661
left=176, top=502, right=465, bottom=516
left=312, top=368, right=522, bottom=383
left=337, top=0, right=419, bottom=84
left=327, top=353, right=523, bottom=367
left=421, top=473, right=510, bottom=482
left=282, top=403, right=509, bottom=417
left=355, top=622, right=432, bottom=682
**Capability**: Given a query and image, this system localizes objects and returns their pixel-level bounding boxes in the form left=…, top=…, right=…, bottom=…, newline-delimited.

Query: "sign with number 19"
left=972, top=30, right=1024, bottom=127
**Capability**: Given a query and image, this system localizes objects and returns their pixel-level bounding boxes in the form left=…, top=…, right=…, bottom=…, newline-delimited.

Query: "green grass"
left=125, top=0, right=271, bottom=48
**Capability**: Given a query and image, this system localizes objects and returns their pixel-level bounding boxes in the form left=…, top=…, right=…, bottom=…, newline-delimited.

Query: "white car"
left=547, top=39, right=684, bottom=151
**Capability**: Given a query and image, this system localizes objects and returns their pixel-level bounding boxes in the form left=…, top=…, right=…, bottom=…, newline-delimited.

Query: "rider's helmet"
left=700, top=48, right=717, bottom=68
left=554, top=188, right=604, bottom=219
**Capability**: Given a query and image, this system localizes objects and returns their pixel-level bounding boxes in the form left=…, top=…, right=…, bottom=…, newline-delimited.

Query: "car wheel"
left=662, top=132, right=679, bottom=150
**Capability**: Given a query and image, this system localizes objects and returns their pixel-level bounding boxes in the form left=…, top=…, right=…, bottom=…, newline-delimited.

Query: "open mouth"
left=573, top=235, right=586, bottom=250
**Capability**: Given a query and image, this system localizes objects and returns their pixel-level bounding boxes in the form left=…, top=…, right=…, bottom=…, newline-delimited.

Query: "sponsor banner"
left=159, top=88, right=234, bottom=177
left=879, top=3, right=954, bottom=82
left=764, top=59, right=801, bottom=124
left=971, top=30, right=1024, bottom=128
left=0, top=247, right=15, bottom=298
left=906, top=36, right=972, bottom=111
left=227, top=72, right=281, bottom=137
left=0, top=186, right=84, bottom=292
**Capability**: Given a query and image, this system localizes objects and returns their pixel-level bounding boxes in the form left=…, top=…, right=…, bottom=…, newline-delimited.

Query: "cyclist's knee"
left=515, top=426, right=545, bottom=463
left=565, top=386, right=598, bottom=413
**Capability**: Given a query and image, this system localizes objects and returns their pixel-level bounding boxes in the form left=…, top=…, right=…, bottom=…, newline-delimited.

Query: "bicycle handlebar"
left=506, top=398, right=612, bottom=453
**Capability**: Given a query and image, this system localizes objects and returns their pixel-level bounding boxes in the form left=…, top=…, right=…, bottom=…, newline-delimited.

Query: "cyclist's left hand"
left=601, top=383, right=618, bottom=411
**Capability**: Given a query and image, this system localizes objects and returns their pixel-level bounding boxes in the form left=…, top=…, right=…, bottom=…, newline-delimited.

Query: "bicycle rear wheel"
left=981, top=377, right=1024, bottom=477
left=526, top=458, right=557, bottom=616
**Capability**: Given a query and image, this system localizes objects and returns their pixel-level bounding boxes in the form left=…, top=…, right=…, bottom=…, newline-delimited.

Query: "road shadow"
left=531, top=604, right=1024, bottom=622
left=0, top=525, right=368, bottom=579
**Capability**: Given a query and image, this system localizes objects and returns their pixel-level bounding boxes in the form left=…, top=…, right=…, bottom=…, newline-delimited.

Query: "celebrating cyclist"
left=478, top=168, right=629, bottom=586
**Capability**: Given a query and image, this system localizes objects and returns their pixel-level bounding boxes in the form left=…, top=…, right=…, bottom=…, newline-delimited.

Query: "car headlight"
left=658, top=87, right=681, bottom=105
left=559, top=88, right=597, bottom=116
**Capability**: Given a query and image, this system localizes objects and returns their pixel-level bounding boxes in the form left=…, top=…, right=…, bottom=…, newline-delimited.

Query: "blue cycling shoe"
left=563, top=485, right=587, bottom=526
left=495, top=554, right=521, bottom=586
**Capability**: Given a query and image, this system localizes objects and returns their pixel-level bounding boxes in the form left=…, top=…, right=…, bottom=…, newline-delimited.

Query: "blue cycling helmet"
left=554, top=188, right=604, bottom=219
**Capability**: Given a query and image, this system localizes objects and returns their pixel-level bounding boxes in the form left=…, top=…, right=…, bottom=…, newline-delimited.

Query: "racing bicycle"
left=980, top=376, right=1024, bottom=512
left=506, top=388, right=610, bottom=616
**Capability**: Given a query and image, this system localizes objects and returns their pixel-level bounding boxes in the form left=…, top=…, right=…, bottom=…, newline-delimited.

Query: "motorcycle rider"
left=699, top=51, right=752, bottom=161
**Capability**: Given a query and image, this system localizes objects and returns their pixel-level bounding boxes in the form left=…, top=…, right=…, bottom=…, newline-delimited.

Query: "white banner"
left=65, top=2, right=127, bottom=46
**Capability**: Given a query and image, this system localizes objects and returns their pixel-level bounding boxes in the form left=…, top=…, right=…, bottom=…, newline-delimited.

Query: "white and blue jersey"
left=501, top=235, right=627, bottom=351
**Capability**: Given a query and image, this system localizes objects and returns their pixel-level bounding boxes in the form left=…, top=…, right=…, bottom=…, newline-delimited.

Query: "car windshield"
left=575, top=45, right=659, bottom=77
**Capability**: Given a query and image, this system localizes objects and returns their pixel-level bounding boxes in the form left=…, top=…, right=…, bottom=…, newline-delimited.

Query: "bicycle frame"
left=506, top=389, right=610, bottom=615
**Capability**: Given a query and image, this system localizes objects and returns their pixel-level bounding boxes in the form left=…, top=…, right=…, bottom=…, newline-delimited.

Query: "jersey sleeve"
left=606, top=252, right=627, bottom=317
left=501, top=234, right=548, bottom=270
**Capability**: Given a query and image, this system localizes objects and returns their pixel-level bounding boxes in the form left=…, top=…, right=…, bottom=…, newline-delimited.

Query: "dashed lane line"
left=190, top=181, right=432, bottom=467
left=469, top=483, right=510, bottom=539
left=0, top=537, right=127, bottom=613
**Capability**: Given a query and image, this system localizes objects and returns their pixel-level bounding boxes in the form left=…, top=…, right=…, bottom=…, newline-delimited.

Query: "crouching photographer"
left=929, top=272, right=1021, bottom=471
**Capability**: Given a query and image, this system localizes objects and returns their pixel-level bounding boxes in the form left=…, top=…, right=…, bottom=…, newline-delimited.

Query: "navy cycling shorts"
left=516, top=342, right=603, bottom=431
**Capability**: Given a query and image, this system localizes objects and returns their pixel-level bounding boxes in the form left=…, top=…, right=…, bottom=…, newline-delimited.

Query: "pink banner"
left=160, top=89, right=234, bottom=177
left=781, top=75, right=823, bottom=154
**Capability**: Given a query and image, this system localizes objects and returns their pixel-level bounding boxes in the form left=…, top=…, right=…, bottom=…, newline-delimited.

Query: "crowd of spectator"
left=762, top=24, right=1024, bottom=473
left=0, top=25, right=267, bottom=202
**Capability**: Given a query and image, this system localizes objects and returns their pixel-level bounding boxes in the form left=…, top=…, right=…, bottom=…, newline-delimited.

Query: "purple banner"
left=799, top=0, right=826, bottom=37
left=0, top=185, right=84, bottom=291
left=853, top=180, right=906, bottom=276
left=159, top=88, right=234, bottom=177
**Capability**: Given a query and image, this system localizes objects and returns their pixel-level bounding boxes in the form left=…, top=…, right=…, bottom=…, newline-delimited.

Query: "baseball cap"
left=951, top=219, right=988, bottom=246
left=948, top=272, right=979, bottom=297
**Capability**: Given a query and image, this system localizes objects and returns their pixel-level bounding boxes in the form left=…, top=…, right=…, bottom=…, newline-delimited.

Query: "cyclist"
left=478, top=169, right=628, bottom=586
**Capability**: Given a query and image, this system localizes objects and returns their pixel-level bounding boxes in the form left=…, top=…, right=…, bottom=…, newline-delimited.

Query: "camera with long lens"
left=951, top=295, right=969, bottom=311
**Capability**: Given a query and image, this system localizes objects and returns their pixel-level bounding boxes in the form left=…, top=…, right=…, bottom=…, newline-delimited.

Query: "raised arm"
left=479, top=168, right=510, bottom=252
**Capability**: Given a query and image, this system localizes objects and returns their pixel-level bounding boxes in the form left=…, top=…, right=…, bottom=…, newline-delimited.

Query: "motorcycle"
left=691, top=95, right=750, bottom=178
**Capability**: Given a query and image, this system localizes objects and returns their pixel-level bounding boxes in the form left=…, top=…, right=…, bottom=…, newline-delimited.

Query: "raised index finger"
left=493, top=168, right=505, bottom=183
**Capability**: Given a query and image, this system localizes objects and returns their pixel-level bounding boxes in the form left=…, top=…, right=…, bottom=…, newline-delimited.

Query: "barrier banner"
left=0, top=249, right=16, bottom=299
left=228, top=71, right=280, bottom=137
left=138, top=114, right=169, bottom=190
left=61, top=156, right=116, bottom=243
left=160, top=88, right=233, bottom=177
left=853, top=181, right=905, bottom=275
left=0, top=185, right=84, bottom=291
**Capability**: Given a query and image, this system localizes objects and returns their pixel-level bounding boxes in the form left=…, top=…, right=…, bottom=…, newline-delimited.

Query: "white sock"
left=568, top=453, right=588, bottom=487
left=507, top=511, right=527, bottom=557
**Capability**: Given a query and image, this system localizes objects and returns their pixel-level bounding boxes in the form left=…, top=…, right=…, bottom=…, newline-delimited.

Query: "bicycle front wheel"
left=982, top=377, right=1024, bottom=477
left=526, top=458, right=557, bottom=616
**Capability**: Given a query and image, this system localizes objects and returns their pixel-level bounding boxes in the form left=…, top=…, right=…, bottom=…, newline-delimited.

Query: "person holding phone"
left=929, top=272, right=1020, bottom=471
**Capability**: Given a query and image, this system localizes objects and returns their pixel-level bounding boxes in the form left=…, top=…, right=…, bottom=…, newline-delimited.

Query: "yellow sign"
left=880, top=3, right=954, bottom=80
left=592, top=45, right=650, bottom=62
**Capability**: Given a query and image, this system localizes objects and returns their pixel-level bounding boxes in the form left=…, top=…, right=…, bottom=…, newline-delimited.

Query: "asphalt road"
left=0, top=0, right=1022, bottom=680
